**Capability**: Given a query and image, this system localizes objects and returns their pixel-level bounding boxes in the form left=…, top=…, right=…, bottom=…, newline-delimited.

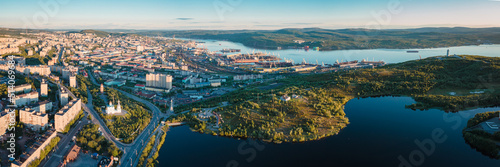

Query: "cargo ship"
left=221, top=49, right=241, bottom=53
left=407, top=50, right=419, bottom=53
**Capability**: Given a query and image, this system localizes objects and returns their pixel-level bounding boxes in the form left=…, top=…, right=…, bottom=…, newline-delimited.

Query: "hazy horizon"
left=0, top=0, right=499, bottom=30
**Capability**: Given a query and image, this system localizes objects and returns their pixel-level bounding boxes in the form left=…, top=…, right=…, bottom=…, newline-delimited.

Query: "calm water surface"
left=158, top=97, right=500, bottom=167
left=187, top=38, right=500, bottom=64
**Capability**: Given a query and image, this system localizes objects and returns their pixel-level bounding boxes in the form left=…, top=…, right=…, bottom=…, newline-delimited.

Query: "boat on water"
left=220, top=49, right=241, bottom=53
left=407, top=50, right=419, bottom=53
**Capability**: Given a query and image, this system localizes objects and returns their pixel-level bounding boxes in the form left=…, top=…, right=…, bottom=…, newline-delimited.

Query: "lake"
left=157, top=97, right=500, bottom=167
left=187, top=38, right=500, bottom=64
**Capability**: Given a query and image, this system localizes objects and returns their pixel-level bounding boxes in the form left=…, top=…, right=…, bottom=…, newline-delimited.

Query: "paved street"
left=88, top=70, right=165, bottom=167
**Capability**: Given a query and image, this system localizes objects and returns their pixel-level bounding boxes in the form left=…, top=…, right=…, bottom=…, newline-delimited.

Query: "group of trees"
left=101, top=87, right=152, bottom=143
left=462, top=111, right=500, bottom=159
left=77, top=74, right=152, bottom=144
left=180, top=86, right=350, bottom=142
left=61, top=110, right=84, bottom=133
left=27, top=137, right=60, bottom=167
left=463, top=130, right=500, bottom=159
left=68, top=75, right=92, bottom=104
left=75, top=124, right=122, bottom=157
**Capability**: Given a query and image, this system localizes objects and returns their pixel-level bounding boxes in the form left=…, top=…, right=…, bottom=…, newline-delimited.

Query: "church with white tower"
left=106, top=100, right=124, bottom=115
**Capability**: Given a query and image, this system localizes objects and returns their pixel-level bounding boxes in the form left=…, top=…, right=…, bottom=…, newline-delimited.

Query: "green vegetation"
left=76, top=124, right=122, bottom=157
left=147, top=125, right=169, bottom=167
left=196, top=87, right=349, bottom=142
left=176, top=55, right=500, bottom=142
left=138, top=125, right=169, bottom=167
left=75, top=74, right=152, bottom=143
left=138, top=134, right=156, bottom=167
left=68, top=75, right=91, bottom=104
left=101, top=88, right=152, bottom=143
left=139, top=27, right=500, bottom=50
left=61, top=110, right=84, bottom=134
left=466, top=111, right=500, bottom=128
left=462, top=111, right=500, bottom=159
left=27, top=136, right=60, bottom=167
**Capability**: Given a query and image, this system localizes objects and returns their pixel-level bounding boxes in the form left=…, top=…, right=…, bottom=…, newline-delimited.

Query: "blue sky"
left=0, top=0, right=499, bottom=30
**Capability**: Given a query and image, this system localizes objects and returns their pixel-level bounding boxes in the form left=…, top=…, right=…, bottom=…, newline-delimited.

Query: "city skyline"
left=0, top=0, right=499, bottom=30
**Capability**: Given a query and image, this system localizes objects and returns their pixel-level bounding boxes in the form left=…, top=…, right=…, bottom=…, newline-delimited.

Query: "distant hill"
left=0, top=28, right=46, bottom=37
left=137, top=27, right=500, bottom=50
left=66, top=29, right=110, bottom=37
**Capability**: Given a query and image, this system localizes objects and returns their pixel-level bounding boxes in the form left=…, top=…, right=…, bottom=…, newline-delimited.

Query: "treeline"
left=463, top=130, right=500, bottom=159
left=466, top=111, right=500, bottom=128
left=27, top=137, right=60, bottom=167
left=144, top=125, right=169, bottom=167
left=408, top=94, right=500, bottom=112
left=462, top=111, right=500, bottom=159
left=138, top=134, right=156, bottom=167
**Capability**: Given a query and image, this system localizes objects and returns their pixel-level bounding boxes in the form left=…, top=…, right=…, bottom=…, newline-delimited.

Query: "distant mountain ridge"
left=135, top=27, right=500, bottom=50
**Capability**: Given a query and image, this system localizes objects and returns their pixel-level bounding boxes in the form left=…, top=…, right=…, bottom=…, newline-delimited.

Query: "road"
left=39, top=72, right=163, bottom=167
left=41, top=115, right=88, bottom=167
left=87, top=70, right=166, bottom=167
left=33, top=75, right=87, bottom=167
left=84, top=89, right=129, bottom=148
left=141, top=124, right=166, bottom=167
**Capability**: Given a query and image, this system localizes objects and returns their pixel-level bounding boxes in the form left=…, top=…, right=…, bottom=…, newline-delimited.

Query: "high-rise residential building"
left=19, top=107, right=49, bottom=131
left=0, top=110, right=10, bottom=136
left=54, top=99, right=82, bottom=132
left=13, top=91, right=39, bottom=106
left=0, top=65, right=52, bottom=76
left=60, top=88, right=69, bottom=106
left=13, top=84, right=32, bottom=94
left=146, top=73, right=173, bottom=90
left=40, top=79, right=48, bottom=97
left=31, top=100, right=53, bottom=113
left=69, top=75, right=77, bottom=88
